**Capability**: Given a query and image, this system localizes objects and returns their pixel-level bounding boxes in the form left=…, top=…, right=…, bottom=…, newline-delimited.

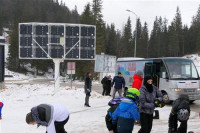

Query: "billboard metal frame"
left=19, top=22, right=96, bottom=60
left=19, top=22, right=96, bottom=93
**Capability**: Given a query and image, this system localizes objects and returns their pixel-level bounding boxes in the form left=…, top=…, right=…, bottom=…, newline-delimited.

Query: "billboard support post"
left=53, top=59, right=63, bottom=93
left=67, top=62, right=75, bottom=89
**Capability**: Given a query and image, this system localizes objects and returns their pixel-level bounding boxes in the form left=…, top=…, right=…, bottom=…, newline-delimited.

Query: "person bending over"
left=26, top=103, right=69, bottom=133
left=168, top=95, right=190, bottom=133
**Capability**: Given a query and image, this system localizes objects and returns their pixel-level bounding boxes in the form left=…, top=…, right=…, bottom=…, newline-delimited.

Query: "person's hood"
left=118, top=98, right=135, bottom=112
left=133, top=74, right=143, bottom=81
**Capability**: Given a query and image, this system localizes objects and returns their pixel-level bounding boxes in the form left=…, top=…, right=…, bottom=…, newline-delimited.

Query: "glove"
left=154, top=98, right=165, bottom=108
left=86, top=89, right=91, bottom=96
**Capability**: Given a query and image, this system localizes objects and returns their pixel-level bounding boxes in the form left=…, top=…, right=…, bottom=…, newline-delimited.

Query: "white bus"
left=116, top=57, right=200, bottom=103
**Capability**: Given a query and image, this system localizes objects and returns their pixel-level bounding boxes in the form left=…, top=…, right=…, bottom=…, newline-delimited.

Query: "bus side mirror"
left=162, top=72, right=166, bottom=79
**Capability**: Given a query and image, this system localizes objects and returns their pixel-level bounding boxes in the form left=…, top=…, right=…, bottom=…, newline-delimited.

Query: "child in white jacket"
left=26, top=104, right=69, bottom=133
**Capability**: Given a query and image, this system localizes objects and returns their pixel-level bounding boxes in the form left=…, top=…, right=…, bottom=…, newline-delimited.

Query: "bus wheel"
left=162, top=92, right=172, bottom=104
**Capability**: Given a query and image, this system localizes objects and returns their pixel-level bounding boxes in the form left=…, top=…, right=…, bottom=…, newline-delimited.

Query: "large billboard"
left=19, top=23, right=96, bottom=60
left=95, top=54, right=116, bottom=73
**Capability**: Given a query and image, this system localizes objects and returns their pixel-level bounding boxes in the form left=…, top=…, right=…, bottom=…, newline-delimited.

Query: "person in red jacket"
left=132, top=70, right=143, bottom=90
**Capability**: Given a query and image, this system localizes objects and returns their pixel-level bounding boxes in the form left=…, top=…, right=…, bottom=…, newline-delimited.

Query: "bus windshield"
left=164, top=59, right=199, bottom=80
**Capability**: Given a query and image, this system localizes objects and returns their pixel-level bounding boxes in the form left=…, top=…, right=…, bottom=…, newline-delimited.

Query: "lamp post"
left=126, top=9, right=137, bottom=57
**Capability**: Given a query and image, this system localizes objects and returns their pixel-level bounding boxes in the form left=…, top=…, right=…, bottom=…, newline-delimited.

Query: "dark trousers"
left=85, top=94, right=90, bottom=105
left=54, top=116, right=69, bottom=133
left=138, top=113, right=153, bottom=133
left=102, top=86, right=107, bottom=95
left=178, top=121, right=187, bottom=133
left=107, top=87, right=111, bottom=95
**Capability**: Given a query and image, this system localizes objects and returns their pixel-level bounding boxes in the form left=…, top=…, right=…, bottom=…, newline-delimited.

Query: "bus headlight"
left=197, top=88, right=200, bottom=91
left=173, top=88, right=181, bottom=92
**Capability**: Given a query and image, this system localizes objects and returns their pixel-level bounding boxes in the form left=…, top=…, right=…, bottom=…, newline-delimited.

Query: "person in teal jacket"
left=112, top=88, right=140, bottom=133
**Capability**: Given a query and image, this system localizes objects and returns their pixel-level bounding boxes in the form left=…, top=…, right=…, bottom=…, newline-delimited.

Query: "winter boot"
left=84, top=104, right=91, bottom=107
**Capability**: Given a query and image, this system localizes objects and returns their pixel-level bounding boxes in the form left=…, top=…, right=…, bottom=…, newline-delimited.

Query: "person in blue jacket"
left=112, top=88, right=140, bottom=133
left=112, top=72, right=126, bottom=98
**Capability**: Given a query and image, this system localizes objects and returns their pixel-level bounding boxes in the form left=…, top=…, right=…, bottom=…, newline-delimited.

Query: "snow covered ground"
left=1, top=54, right=200, bottom=133
left=0, top=83, right=200, bottom=133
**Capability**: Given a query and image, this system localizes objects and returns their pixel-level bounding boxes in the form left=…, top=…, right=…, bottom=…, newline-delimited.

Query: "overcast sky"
left=62, top=0, right=200, bottom=32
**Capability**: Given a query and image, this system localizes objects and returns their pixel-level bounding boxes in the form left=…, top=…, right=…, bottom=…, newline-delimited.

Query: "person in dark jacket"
left=168, top=95, right=190, bottom=133
left=84, top=72, right=92, bottom=107
left=101, top=76, right=109, bottom=96
left=112, top=88, right=140, bottom=133
left=138, top=75, right=163, bottom=133
left=132, top=70, right=143, bottom=90
left=112, top=72, right=125, bottom=98
left=26, top=104, right=69, bottom=133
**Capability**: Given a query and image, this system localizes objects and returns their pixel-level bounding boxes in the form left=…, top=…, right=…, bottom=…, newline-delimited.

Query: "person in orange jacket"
left=132, top=70, right=143, bottom=90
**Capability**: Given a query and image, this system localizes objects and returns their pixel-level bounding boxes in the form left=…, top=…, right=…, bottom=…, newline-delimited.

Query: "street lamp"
left=126, top=9, right=137, bottom=57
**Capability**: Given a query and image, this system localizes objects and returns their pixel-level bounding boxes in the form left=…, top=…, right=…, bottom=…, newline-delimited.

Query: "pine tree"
left=80, top=3, right=93, bottom=25
left=7, top=21, right=20, bottom=71
left=105, top=23, right=117, bottom=55
left=92, top=0, right=103, bottom=24
left=168, top=7, right=183, bottom=56
left=183, top=25, right=190, bottom=54
left=71, top=6, right=80, bottom=23
left=161, top=18, right=169, bottom=57
left=92, top=0, right=105, bottom=54
left=121, top=17, right=133, bottom=57
left=190, top=5, right=200, bottom=53
left=141, top=22, right=149, bottom=58
left=149, top=17, right=159, bottom=57
left=134, top=18, right=143, bottom=57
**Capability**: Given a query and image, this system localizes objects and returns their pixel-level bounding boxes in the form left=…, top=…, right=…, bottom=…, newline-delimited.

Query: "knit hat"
left=143, top=75, right=153, bottom=93
left=136, top=70, right=143, bottom=77
left=144, top=75, right=153, bottom=84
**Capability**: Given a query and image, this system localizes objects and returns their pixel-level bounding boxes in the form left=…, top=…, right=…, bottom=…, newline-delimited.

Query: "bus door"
left=144, top=59, right=162, bottom=87
left=152, top=59, right=162, bottom=87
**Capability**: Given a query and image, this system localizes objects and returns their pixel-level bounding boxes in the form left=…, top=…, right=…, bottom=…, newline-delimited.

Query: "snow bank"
left=4, top=68, right=54, bottom=81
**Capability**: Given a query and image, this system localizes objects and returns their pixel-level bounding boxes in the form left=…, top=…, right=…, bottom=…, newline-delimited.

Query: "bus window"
left=145, top=63, right=153, bottom=75
left=164, top=59, right=198, bottom=79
